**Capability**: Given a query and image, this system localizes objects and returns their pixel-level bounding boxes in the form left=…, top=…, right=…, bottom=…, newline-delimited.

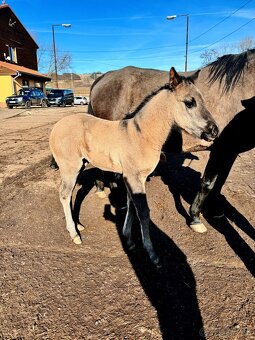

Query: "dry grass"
left=47, top=74, right=96, bottom=96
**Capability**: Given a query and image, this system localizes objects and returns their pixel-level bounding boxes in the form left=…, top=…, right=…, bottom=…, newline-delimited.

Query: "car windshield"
left=49, top=90, right=63, bottom=95
left=18, top=89, right=30, bottom=95
left=48, top=90, right=64, bottom=98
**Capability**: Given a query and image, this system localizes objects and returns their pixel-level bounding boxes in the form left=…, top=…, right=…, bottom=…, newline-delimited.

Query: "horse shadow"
left=104, top=185, right=204, bottom=340
left=73, top=166, right=204, bottom=338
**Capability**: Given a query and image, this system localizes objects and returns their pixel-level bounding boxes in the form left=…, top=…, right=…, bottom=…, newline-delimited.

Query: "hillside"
left=46, top=72, right=103, bottom=97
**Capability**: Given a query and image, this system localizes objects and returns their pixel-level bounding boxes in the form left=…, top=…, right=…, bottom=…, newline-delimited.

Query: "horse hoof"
left=73, top=235, right=82, bottom=244
left=77, top=223, right=85, bottom=232
left=190, top=222, right=207, bottom=233
left=95, top=191, right=107, bottom=199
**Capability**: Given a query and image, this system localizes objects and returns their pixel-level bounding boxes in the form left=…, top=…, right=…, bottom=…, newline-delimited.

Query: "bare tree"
left=237, top=36, right=255, bottom=52
left=37, top=44, right=72, bottom=76
left=200, top=37, right=255, bottom=66
left=200, top=49, right=219, bottom=66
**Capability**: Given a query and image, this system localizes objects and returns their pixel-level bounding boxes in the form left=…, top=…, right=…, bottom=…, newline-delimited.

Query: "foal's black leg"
left=123, top=176, right=159, bottom=267
left=95, top=170, right=106, bottom=198
left=131, top=193, right=159, bottom=266
left=122, top=193, right=136, bottom=250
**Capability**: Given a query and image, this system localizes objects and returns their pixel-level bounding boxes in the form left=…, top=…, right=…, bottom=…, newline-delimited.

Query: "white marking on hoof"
left=95, top=190, right=107, bottom=199
left=77, top=223, right=85, bottom=232
left=190, top=223, right=207, bottom=233
left=73, top=235, right=82, bottom=244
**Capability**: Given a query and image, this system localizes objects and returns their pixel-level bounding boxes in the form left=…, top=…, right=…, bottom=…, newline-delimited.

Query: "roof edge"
left=0, top=3, right=39, bottom=49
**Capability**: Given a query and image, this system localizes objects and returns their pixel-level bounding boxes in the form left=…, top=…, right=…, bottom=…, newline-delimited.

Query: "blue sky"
left=8, top=0, right=255, bottom=74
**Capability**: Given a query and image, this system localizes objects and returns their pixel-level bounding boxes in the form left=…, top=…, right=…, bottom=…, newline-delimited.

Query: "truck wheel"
left=41, top=100, right=47, bottom=108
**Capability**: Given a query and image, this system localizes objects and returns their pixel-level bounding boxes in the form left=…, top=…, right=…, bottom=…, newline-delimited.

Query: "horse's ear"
left=189, top=69, right=201, bottom=83
left=169, top=67, right=182, bottom=89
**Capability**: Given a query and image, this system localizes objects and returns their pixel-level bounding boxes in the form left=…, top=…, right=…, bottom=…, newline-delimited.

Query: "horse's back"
left=90, top=66, right=168, bottom=120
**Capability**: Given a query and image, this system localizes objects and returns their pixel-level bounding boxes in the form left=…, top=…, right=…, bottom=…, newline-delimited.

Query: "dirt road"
left=0, top=106, right=254, bottom=339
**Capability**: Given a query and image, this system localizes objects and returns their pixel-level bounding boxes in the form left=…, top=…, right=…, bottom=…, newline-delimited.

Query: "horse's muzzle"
left=201, top=122, right=219, bottom=141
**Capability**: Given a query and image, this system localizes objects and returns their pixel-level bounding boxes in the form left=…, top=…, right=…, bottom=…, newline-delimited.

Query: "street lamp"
left=52, top=23, right=71, bottom=88
left=167, top=14, right=189, bottom=72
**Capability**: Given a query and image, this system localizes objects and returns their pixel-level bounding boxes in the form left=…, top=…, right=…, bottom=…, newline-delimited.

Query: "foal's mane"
left=207, top=49, right=255, bottom=93
left=123, top=75, right=193, bottom=120
left=124, top=84, right=170, bottom=120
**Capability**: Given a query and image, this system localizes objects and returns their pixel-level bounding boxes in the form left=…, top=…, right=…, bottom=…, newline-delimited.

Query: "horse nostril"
left=201, top=122, right=219, bottom=141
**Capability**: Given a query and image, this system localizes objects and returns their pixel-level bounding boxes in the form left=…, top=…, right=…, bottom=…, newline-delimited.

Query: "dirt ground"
left=0, top=106, right=254, bottom=340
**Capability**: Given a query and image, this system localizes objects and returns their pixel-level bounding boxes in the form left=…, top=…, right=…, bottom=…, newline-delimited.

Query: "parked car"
left=47, top=89, right=74, bottom=107
left=6, top=88, right=48, bottom=109
left=74, top=96, right=88, bottom=105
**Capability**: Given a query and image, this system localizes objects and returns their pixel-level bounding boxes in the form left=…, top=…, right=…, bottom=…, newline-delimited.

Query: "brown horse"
left=89, top=49, right=255, bottom=230
left=49, top=67, right=218, bottom=266
left=89, top=50, right=255, bottom=151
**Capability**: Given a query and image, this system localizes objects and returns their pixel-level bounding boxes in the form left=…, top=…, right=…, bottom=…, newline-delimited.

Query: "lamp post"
left=167, top=14, right=189, bottom=72
left=52, top=23, right=71, bottom=88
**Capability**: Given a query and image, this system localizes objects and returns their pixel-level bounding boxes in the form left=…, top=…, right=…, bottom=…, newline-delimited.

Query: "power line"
left=189, top=0, right=254, bottom=43
left=191, top=17, right=255, bottom=54
left=47, top=17, right=255, bottom=62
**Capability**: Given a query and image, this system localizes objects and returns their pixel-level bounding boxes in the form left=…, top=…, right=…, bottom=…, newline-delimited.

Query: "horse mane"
left=207, top=49, right=255, bottom=93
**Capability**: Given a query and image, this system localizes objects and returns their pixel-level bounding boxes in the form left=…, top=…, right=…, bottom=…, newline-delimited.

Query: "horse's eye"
left=184, top=98, right=196, bottom=109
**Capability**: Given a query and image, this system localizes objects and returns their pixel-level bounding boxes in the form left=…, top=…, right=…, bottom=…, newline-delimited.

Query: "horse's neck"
left=134, top=89, right=175, bottom=149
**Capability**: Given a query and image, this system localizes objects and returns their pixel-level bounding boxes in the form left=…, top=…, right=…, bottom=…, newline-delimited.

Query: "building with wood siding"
left=0, top=2, right=51, bottom=107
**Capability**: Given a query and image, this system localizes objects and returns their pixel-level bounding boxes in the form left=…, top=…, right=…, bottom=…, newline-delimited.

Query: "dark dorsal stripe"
left=123, top=84, right=170, bottom=120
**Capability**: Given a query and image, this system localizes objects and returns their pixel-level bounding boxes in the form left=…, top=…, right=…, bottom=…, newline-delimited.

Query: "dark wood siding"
left=0, top=6, right=38, bottom=70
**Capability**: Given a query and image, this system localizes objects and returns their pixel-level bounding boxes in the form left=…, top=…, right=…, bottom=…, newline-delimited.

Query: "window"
left=8, top=46, right=17, bottom=63
left=35, top=82, right=43, bottom=89
left=22, top=79, right=29, bottom=87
